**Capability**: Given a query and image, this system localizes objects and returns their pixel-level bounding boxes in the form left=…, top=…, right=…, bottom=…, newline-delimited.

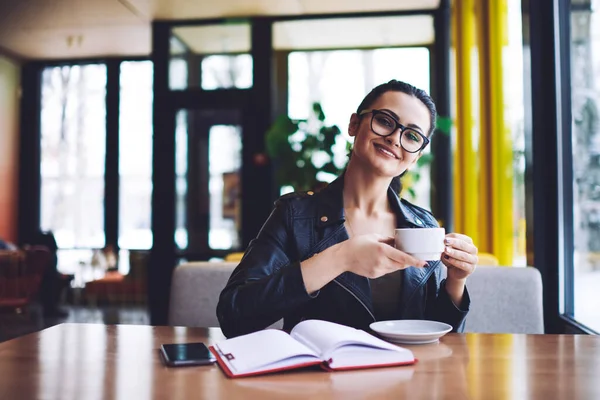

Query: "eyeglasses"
left=358, top=109, right=430, bottom=153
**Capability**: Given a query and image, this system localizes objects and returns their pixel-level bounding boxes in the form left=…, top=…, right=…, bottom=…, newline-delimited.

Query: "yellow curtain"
left=452, top=0, right=513, bottom=265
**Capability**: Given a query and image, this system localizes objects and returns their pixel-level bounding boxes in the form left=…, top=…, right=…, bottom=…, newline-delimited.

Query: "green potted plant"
left=265, top=103, right=349, bottom=192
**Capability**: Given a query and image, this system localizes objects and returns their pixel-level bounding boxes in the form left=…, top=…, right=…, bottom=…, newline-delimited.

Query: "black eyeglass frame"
left=358, top=109, right=430, bottom=153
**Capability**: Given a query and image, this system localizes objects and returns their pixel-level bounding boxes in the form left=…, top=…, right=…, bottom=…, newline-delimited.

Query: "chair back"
left=460, top=266, right=544, bottom=334
left=0, top=247, right=50, bottom=310
left=169, top=262, right=544, bottom=334
left=169, top=262, right=238, bottom=327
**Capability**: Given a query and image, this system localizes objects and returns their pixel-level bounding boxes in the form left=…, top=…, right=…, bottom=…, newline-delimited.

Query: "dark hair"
left=354, top=79, right=437, bottom=194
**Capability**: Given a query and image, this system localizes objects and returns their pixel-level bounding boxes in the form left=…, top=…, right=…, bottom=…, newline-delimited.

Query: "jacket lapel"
left=388, top=187, right=439, bottom=315
left=311, top=175, right=438, bottom=319
left=313, top=176, right=374, bottom=313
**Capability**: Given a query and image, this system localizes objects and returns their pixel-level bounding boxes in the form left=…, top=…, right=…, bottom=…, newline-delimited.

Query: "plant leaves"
left=435, top=115, right=452, bottom=135
left=265, top=102, right=348, bottom=190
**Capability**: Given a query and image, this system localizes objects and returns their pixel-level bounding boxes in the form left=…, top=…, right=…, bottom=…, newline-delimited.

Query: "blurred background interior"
left=0, top=0, right=598, bottom=341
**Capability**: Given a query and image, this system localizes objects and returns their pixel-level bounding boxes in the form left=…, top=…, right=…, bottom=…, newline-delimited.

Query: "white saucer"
left=369, top=320, right=453, bottom=345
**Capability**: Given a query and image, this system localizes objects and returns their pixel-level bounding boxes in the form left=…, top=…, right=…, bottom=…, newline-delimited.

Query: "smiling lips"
left=374, top=143, right=400, bottom=159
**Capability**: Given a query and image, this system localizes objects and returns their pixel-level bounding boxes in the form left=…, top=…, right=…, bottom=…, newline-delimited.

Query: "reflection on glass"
left=175, top=111, right=188, bottom=249
left=40, top=64, right=107, bottom=249
left=119, top=61, right=153, bottom=250
left=287, top=48, right=431, bottom=208
left=169, top=23, right=252, bottom=90
left=202, top=54, right=252, bottom=90
left=209, top=126, right=242, bottom=250
left=571, top=1, right=600, bottom=332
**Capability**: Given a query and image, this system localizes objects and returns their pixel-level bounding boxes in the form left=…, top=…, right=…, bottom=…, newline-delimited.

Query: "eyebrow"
left=380, top=108, right=425, bottom=133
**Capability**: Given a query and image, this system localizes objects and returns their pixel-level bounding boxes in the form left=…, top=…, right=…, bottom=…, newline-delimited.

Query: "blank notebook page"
left=215, top=329, right=320, bottom=374
left=290, top=320, right=402, bottom=359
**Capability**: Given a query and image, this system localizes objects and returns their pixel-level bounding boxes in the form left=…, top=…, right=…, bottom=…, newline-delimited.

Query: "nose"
left=385, top=129, right=402, bottom=147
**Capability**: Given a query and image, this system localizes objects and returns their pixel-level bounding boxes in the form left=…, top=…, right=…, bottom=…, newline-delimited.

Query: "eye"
left=405, top=130, right=423, bottom=143
left=374, top=114, right=395, bottom=128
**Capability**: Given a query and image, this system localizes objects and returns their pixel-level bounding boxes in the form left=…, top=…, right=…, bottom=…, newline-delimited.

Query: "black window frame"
left=18, top=56, right=151, bottom=256
left=523, top=0, right=597, bottom=334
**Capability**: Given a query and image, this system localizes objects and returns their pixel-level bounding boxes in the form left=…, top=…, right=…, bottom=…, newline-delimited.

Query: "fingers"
left=444, top=237, right=478, bottom=257
left=442, top=253, right=477, bottom=273
left=379, top=244, right=427, bottom=268
left=376, top=235, right=396, bottom=246
left=445, top=233, right=474, bottom=245
left=443, top=245, right=479, bottom=265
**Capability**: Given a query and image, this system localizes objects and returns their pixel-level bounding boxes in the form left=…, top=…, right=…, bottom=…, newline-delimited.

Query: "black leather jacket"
left=217, top=176, right=470, bottom=338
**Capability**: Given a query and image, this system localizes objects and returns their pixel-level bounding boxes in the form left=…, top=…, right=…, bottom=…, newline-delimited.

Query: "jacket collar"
left=314, top=174, right=436, bottom=316
left=315, top=174, right=425, bottom=229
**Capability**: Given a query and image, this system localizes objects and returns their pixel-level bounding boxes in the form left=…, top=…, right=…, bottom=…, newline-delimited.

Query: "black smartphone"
left=160, top=342, right=217, bottom=367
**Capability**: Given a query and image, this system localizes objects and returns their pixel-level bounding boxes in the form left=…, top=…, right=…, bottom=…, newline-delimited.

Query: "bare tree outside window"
left=119, top=61, right=153, bottom=250
left=40, top=64, right=107, bottom=250
left=201, top=55, right=252, bottom=90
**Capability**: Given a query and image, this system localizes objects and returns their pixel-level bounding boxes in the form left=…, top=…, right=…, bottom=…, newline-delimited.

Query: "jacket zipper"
left=400, top=262, right=438, bottom=317
left=333, top=279, right=376, bottom=322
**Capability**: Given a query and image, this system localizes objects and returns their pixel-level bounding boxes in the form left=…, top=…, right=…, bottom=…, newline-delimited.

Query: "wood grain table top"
left=0, top=323, right=598, bottom=400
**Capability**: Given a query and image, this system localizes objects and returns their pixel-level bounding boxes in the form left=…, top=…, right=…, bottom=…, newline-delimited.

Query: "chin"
left=367, top=161, right=405, bottom=179
left=367, top=155, right=406, bottom=177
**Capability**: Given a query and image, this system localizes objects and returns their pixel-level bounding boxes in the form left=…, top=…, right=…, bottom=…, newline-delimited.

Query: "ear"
left=348, top=113, right=361, bottom=138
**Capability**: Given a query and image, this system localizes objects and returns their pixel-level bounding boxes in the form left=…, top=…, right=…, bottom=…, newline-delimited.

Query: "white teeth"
left=377, top=146, right=396, bottom=158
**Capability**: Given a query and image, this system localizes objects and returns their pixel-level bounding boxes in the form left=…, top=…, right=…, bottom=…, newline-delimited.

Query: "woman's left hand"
left=442, top=233, right=479, bottom=281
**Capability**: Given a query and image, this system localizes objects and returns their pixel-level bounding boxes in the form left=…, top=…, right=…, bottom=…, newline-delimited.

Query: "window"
left=169, top=23, right=253, bottom=90
left=201, top=55, right=252, bottom=90
left=273, top=15, right=434, bottom=50
left=506, top=0, right=527, bottom=266
left=208, top=125, right=242, bottom=250
left=174, top=111, right=243, bottom=252
left=570, top=0, right=600, bottom=332
left=119, top=61, right=154, bottom=250
left=175, top=110, right=188, bottom=250
left=287, top=48, right=431, bottom=207
left=40, top=64, right=107, bottom=249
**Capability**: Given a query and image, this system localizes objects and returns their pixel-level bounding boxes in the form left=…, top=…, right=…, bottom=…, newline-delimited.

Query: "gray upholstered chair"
left=169, top=261, right=237, bottom=328
left=169, top=263, right=544, bottom=334
left=169, top=261, right=284, bottom=329
left=456, top=266, right=544, bottom=334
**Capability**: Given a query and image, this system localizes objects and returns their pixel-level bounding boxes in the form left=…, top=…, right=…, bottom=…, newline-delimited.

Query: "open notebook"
left=209, top=320, right=416, bottom=378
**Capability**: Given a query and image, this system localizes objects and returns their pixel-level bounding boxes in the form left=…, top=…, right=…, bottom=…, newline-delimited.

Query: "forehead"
left=369, top=91, right=431, bottom=131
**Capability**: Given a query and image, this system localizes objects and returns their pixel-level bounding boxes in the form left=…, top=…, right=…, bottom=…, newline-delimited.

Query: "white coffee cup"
left=394, top=228, right=446, bottom=261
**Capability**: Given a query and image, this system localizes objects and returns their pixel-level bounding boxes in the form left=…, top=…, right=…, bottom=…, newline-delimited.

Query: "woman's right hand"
left=341, top=234, right=428, bottom=279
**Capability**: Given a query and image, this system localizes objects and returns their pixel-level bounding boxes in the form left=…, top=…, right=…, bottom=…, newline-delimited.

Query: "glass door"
left=175, top=108, right=244, bottom=258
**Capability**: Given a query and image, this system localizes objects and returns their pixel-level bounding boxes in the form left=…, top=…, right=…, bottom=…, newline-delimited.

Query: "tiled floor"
left=0, top=303, right=150, bottom=343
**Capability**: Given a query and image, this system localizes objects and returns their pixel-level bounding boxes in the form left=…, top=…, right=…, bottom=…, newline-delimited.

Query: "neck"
left=343, top=158, right=393, bottom=216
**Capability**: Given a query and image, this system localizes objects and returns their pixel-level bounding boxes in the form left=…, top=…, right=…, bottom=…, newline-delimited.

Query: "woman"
left=217, top=80, right=479, bottom=338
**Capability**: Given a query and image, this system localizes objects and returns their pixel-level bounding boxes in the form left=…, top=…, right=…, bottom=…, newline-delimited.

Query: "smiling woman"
left=287, top=47, right=433, bottom=208
left=216, top=80, right=479, bottom=339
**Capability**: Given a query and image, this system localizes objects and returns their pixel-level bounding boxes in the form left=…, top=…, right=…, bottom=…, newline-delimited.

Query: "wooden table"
left=0, top=324, right=598, bottom=399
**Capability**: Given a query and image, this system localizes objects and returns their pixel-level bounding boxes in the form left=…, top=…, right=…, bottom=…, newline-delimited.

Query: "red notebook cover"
left=209, top=346, right=417, bottom=378
left=209, top=346, right=323, bottom=378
